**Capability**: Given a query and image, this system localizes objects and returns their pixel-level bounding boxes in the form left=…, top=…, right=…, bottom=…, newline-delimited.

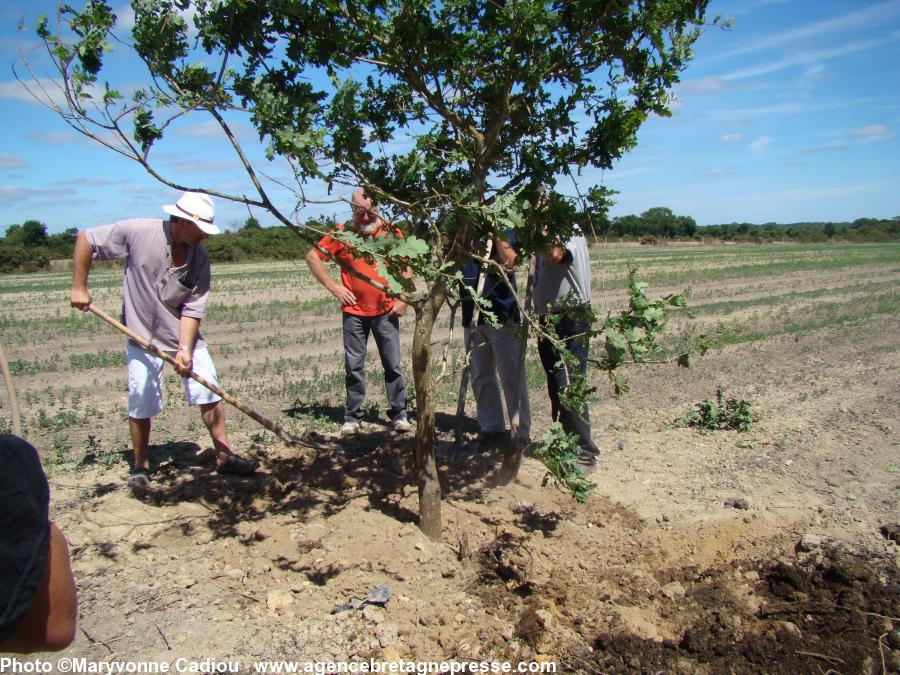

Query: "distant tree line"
left=586, top=208, right=900, bottom=245
left=0, top=220, right=79, bottom=272
left=202, top=216, right=335, bottom=262
left=598, top=207, right=698, bottom=239
left=2, top=211, right=898, bottom=273
left=693, top=216, right=900, bottom=244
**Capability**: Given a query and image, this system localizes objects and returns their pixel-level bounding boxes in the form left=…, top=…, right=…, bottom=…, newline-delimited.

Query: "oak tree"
left=26, top=0, right=711, bottom=538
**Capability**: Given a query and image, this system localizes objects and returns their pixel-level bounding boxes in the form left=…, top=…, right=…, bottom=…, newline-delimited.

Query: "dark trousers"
left=342, top=312, right=407, bottom=424
left=537, top=313, right=600, bottom=456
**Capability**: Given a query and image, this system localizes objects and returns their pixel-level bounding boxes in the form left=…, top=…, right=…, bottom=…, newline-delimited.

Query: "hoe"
left=88, top=304, right=305, bottom=446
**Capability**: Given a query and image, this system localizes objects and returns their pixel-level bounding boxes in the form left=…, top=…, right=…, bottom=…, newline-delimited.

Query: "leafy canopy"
left=37, top=0, right=711, bottom=275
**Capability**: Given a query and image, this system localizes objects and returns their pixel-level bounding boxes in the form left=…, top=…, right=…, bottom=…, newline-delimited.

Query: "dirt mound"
left=462, top=510, right=898, bottom=674
left=573, top=548, right=897, bottom=674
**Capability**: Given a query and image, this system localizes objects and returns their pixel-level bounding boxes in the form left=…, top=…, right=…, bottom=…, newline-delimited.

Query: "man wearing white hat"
left=70, top=191, right=259, bottom=490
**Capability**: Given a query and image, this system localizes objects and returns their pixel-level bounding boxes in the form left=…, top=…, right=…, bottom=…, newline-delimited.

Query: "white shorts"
left=126, top=342, right=222, bottom=419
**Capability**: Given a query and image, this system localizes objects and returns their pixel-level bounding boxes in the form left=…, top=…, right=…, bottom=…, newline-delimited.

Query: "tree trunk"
left=411, top=279, right=449, bottom=540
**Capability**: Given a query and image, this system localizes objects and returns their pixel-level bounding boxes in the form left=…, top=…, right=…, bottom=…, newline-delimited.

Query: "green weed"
left=33, top=408, right=79, bottom=431
left=8, top=354, right=62, bottom=375
left=97, top=451, right=122, bottom=469
left=68, top=349, right=125, bottom=370
left=533, top=422, right=596, bottom=503
left=51, top=433, right=71, bottom=463
left=671, top=388, right=759, bottom=433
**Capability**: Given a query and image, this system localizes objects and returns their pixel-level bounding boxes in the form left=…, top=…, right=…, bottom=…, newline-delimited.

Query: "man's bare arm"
left=174, top=316, right=201, bottom=376
left=0, top=524, right=77, bottom=653
left=305, top=249, right=357, bottom=307
left=70, top=231, right=93, bottom=310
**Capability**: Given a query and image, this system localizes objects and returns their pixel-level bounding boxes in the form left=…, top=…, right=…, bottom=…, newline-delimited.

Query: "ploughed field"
left=1, top=241, right=898, bottom=673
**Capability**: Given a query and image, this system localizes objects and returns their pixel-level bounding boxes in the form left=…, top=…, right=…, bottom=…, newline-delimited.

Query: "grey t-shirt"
left=532, top=228, right=592, bottom=313
left=86, top=218, right=211, bottom=350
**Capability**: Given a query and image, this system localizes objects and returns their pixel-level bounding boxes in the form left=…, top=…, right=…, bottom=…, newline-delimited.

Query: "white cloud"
left=0, top=75, right=106, bottom=108
left=119, top=184, right=174, bottom=209
left=213, top=181, right=250, bottom=192
left=168, top=160, right=240, bottom=174
left=174, top=119, right=255, bottom=141
left=749, top=136, right=774, bottom=157
left=703, top=168, right=733, bottom=176
left=26, top=131, right=81, bottom=145
left=603, top=166, right=654, bottom=182
left=0, top=77, right=55, bottom=104
left=29, top=197, right=94, bottom=209
left=27, top=127, right=128, bottom=156
left=721, top=134, right=745, bottom=142
left=718, top=2, right=900, bottom=60
left=0, top=153, right=27, bottom=169
left=789, top=63, right=828, bottom=103
left=0, top=185, right=76, bottom=205
left=722, top=0, right=795, bottom=10
left=121, top=185, right=168, bottom=195
left=0, top=35, right=41, bottom=58
left=174, top=120, right=224, bottom=138
left=818, top=125, right=893, bottom=144
left=797, top=143, right=847, bottom=155
left=115, top=3, right=200, bottom=37
left=615, top=181, right=881, bottom=224
left=763, top=183, right=876, bottom=201
left=853, top=125, right=890, bottom=137
left=56, top=177, right=128, bottom=187
left=680, top=77, right=729, bottom=95
left=708, top=97, right=877, bottom=121
left=667, top=96, right=685, bottom=112
left=719, top=31, right=900, bottom=82
left=115, top=4, right=136, bottom=31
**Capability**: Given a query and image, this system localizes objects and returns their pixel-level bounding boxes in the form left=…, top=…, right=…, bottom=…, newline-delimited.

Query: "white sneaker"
left=340, top=421, right=360, bottom=436
left=392, top=418, right=412, bottom=433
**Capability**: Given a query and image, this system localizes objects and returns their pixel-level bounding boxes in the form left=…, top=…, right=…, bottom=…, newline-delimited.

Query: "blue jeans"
left=342, top=312, right=408, bottom=424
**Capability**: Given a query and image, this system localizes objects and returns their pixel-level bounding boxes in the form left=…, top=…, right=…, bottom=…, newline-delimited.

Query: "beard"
left=356, top=221, right=379, bottom=235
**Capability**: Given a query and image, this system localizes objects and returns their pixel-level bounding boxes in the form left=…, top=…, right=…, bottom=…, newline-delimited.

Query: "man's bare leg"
left=200, top=400, right=234, bottom=466
left=200, top=401, right=259, bottom=474
left=128, top=417, right=151, bottom=471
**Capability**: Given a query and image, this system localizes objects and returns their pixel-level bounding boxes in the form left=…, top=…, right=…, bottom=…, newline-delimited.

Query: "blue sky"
left=0, top=0, right=898, bottom=235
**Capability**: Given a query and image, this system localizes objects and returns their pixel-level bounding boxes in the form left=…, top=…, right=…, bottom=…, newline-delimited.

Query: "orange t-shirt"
left=314, top=223, right=403, bottom=316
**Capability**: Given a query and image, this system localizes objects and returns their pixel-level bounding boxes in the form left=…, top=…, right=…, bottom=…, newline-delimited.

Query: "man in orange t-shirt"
left=305, top=188, right=412, bottom=436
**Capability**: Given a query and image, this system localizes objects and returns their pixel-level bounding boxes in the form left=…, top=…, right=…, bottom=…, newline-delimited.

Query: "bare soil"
left=3, top=245, right=898, bottom=673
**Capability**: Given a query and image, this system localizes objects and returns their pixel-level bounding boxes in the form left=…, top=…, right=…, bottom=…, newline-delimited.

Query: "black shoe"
left=470, top=430, right=507, bottom=453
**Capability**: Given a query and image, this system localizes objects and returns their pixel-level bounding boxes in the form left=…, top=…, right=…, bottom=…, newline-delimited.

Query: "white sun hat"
left=162, top=191, right=219, bottom=235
